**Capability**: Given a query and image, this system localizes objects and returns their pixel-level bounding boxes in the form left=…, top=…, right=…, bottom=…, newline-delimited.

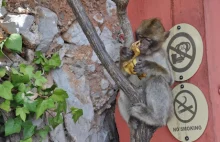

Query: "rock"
left=69, top=61, right=86, bottom=79
left=62, top=21, right=89, bottom=46
left=54, top=36, right=64, bottom=47
left=0, top=7, right=7, bottom=18
left=25, top=49, right=35, bottom=63
left=93, top=13, right=104, bottom=24
left=100, top=79, right=109, bottom=90
left=0, top=14, right=34, bottom=34
left=106, top=0, right=116, bottom=16
left=87, top=64, right=96, bottom=72
left=62, top=21, right=101, bottom=46
left=22, top=31, right=40, bottom=49
left=52, top=68, right=94, bottom=142
left=92, top=27, right=121, bottom=64
left=36, top=6, right=59, bottom=53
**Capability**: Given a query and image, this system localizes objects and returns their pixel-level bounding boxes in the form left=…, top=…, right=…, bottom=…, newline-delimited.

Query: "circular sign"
left=163, top=24, right=203, bottom=81
left=167, top=83, right=208, bottom=142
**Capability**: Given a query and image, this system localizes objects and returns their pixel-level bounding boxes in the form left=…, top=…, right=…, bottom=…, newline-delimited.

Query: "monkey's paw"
left=134, top=61, right=151, bottom=74
left=130, top=103, right=148, bottom=118
left=120, top=46, right=134, bottom=60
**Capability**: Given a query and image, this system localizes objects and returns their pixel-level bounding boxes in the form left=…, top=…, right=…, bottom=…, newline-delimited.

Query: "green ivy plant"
left=0, top=34, right=83, bottom=142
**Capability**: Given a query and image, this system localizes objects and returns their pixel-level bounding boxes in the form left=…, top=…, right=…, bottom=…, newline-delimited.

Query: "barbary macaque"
left=118, top=18, right=174, bottom=127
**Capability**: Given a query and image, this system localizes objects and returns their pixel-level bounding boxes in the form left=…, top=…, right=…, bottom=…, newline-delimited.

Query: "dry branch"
left=66, top=0, right=157, bottom=141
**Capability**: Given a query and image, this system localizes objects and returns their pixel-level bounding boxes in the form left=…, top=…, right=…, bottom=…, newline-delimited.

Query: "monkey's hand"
left=134, top=61, right=152, bottom=74
left=120, top=46, right=134, bottom=62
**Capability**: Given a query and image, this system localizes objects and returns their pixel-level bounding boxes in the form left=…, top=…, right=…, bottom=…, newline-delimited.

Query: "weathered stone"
left=22, top=31, right=40, bottom=49
left=69, top=61, right=86, bottom=79
left=52, top=68, right=94, bottom=142
left=106, top=0, right=116, bottom=16
left=62, top=21, right=89, bottom=46
left=0, top=14, right=34, bottom=34
left=93, top=13, right=104, bottom=24
left=36, top=6, right=59, bottom=52
left=92, top=27, right=121, bottom=64
left=101, top=79, right=109, bottom=90
left=87, top=64, right=96, bottom=72
left=0, top=7, right=7, bottom=18
left=54, top=36, right=64, bottom=47
left=25, top=49, right=35, bottom=63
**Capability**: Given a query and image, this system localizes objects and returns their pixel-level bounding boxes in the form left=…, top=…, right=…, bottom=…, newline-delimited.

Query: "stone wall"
left=0, top=0, right=122, bottom=141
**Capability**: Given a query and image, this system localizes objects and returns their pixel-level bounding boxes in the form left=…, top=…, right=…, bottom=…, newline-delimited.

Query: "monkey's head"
left=136, top=18, right=170, bottom=55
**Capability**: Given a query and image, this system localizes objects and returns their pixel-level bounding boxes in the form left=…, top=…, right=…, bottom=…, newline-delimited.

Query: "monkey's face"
left=136, top=18, right=170, bottom=55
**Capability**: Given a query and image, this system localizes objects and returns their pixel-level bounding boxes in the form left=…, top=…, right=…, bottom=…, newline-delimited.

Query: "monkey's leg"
left=118, top=90, right=131, bottom=123
left=130, top=103, right=165, bottom=126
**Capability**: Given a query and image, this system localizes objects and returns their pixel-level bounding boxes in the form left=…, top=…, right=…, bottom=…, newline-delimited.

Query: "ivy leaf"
left=14, top=92, right=24, bottom=105
left=11, top=68, right=22, bottom=75
left=5, top=117, right=22, bottom=136
left=34, top=51, right=47, bottom=65
left=57, top=102, right=67, bottom=113
left=19, top=64, right=34, bottom=78
left=20, top=138, right=32, bottom=142
left=33, top=71, right=47, bottom=87
left=0, top=81, right=13, bottom=100
left=11, top=74, right=29, bottom=85
left=4, top=33, right=22, bottom=52
left=22, top=121, right=36, bottom=140
left=16, top=107, right=30, bottom=121
left=0, top=100, right=10, bottom=112
left=18, top=83, right=26, bottom=93
left=49, top=114, right=63, bottom=129
left=50, top=88, right=68, bottom=102
left=70, top=107, right=83, bottom=123
left=44, top=53, right=61, bottom=72
left=36, top=126, right=51, bottom=140
left=0, top=67, right=6, bottom=78
left=36, top=98, right=55, bottom=119
left=24, top=99, right=40, bottom=112
left=2, top=0, right=7, bottom=7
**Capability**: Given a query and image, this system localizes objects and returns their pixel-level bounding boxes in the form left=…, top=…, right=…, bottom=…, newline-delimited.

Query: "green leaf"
left=24, top=99, right=40, bottom=112
left=0, top=81, right=13, bottom=100
left=0, top=100, right=10, bottom=112
left=22, top=121, right=36, bottom=140
left=36, top=126, right=51, bottom=140
left=36, top=98, right=55, bottom=119
left=16, top=107, right=30, bottom=121
left=43, top=84, right=57, bottom=92
left=4, top=33, right=22, bottom=52
left=34, top=51, right=47, bottom=65
left=14, top=92, right=25, bottom=104
left=0, top=67, right=6, bottom=78
left=49, top=114, right=63, bottom=129
left=2, top=0, right=6, bottom=7
left=44, top=53, right=61, bottom=72
left=33, top=71, right=47, bottom=87
left=19, top=64, right=34, bottom=78
left=20, top=138, right=32, bottom=142
left=11, top=68, right=22, bottom=75
left=57, top=102, right=67, bottom=113
left=5, top=117, right=22, bottom=136
left=70, top=107, right=83, bottom=123
left=50, top=88, right=68, bottom=102
left=18, top=83, right=26, bottom=92
left=11, top=74, right=29, bottom=85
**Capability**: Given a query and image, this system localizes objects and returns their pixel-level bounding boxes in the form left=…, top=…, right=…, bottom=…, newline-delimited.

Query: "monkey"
left=118, top=18, right=174, bottom=127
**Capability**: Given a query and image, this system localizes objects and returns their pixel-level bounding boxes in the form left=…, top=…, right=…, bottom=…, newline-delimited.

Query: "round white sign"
left=167, top=83, right=208, bottom=142
left=163, top=24, right=203, bottom=81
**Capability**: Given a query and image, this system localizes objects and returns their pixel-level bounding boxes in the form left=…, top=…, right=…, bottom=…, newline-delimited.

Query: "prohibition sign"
left=174, top=90, right=197, bottom=123
left=167, top=32, right=196, bottom=73
left=162, top=23, right=204, bottom=81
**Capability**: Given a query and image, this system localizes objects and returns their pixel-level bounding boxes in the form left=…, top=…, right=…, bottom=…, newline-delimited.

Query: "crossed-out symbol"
left=167, top=32, right=196, bottom=73
left=174, top=90, right=197, bottom=123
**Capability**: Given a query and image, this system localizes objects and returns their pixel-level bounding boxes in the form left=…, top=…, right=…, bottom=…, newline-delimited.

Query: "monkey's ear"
left=164, top=31, right=170, bottom=40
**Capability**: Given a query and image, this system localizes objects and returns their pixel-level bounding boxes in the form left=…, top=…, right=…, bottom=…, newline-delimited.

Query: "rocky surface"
left=0, top=0, right=121, bottom=141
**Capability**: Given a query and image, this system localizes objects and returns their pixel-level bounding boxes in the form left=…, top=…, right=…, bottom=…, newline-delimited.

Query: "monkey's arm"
left=134, top=60, right=171, bottom=83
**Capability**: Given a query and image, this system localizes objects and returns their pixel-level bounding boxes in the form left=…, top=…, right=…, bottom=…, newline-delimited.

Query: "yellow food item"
left=122, top=41, right=147, bottom=79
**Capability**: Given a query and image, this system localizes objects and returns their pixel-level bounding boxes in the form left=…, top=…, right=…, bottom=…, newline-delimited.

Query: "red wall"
left=115, top=0, right=220, bottom=141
